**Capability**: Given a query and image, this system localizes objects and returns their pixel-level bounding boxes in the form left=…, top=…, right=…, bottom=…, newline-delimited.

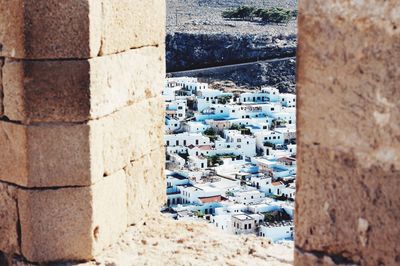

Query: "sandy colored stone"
left=19, top=170, right=127, bottom=263
left=297, top=1, right=400, bottom=172
left=2, top=58, right=91, bottom=123
left=294, top=249, right=356, bottom=266
left=2, top=46, right=164, bottom=123
left=0, top=120, right=102, bottom=188
left=125, top=148, right=166, bottom=225
left=8, top=216, right=293, bottom=266
left=0, top=182, right=19, bottom=255
left=0, top=121, right=29, bottom=185
left=97, top=97, right=165, bottom=176
left=94, top=0, right=166, bottom=57
left=0, top=58, right=4, bottom=117
left=296, top=145, right=400, bottom=266
left=0, top=0, right=24, bottom=59
left=296, top=1, right=400, bottom=265
left=0, top=0, right=91, bottom=59
left=0, top=96, right=163, bottom=188
left=0, top=0, right=165, bottom=59
left=89, top=215, right=294, bottom=266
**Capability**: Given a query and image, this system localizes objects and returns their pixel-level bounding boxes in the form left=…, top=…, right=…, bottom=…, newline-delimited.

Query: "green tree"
left=208, top=155, right=223, bottom=166
left=264, top=141, right=275, bottom=148
left=259, top=8, right=292, bottom=24
left=229, top=124, right=241, bottom=130
left=203, top=127, right=216, bottom=136
left=222, top=6, right=256, bottom=20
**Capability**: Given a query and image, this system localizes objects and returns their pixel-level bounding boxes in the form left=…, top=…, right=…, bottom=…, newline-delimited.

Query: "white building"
left=259, top=222, right=294, bottom=242
left=255, top=130, right=285, bottom=154
left=211, top=214, right=232, bottom=233
left=232, top=190, right=264, bottom=205
left=196, top=89, right=230, bottom=112
left=215, top=130, right=257, bottom=157
left=239, top=91, right=268, bottom=104
left=231, top=214, right=264, bottom=235
left=166, top=99, right=187, bottom=121
left=261, top=86, right=280, bottom=102
left=187, top=155, right=208, bottom=170
left=279, top=93, right=296, bottom=108
left=183, top=121, right=210, bottom=133
left=165, top=117, right=181, bottom=133
left=178, top=184, right=222, bottom=206
left=165, top=132, right=211, bottom=147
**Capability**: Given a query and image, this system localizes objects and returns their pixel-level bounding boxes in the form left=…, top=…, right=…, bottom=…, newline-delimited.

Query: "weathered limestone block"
left=0, top=58, right=4, bottom=117
left=99, top=96, right=165, bottom=176
left=0, top=97, right=164, bottom=188
left=294, top=249, right=355, bottom=266
left=0, top=120, right=102, bottom=188
left=2, top=46, right=164, bottom=123
left=0, top=182, right=19, bottom=255
left=125, top=148, right=166, bottom=225
left=296, top=1, right=400, bottom=265
left=94, top=0, right=166, bottom=56
left=0, top=0, right=165, bottom=59
left=296, top=145, right=400, bottom=266
left=19, top=170, right=128, bottom=263
left=297, top=0, right=400, bottom=171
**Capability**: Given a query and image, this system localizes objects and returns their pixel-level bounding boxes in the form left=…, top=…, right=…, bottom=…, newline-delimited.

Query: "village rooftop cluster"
left=162, top=77, right=296, bottom=243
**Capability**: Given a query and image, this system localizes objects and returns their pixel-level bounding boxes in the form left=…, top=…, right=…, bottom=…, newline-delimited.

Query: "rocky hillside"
left=166, top=32, right=296, bottom=72
left=169, top=58, right=296, bottom=93
left=166, top=0, right=297, bottom=90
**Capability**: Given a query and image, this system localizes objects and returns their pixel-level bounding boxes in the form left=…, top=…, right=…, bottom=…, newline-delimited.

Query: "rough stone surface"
left=2, top=46, right=164, bottom=123
left=0, top=0, right=91, bottom=59
left=2, top=58, right=90, bottom=123
left=0, top=96, right=163, bottom=188
left=97, top=97, right=165, bottom=176
left=0, top=182, right=19, bottom=255
left=125, top=148, right=166, bottom=225
left=9, top=216, right=293, bottom=265
left=0, top=120, right=100, bottom=188
left=0, top=0, right=24, bottom=59
left=0, top=58, right=4, bottom=116
left=294, top=249, right=356, bottom=266
left=0, top=0, right=165, bottom=59
left=96, top=0, right=165, bottom=57
left=0, top=121, right=29, bottom=185
left=89, top=215, right=294, bottom=266
left=296, top=145, right=400, bottom=265
left=19, top=171, right=127, bottom=263
left=296, top=1, right=400, bottom=265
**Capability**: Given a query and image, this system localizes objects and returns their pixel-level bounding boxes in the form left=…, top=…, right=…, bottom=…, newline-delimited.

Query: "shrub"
left=229, top=124, right=241, bottom=130
left=259, top=7, right=292, bottom=23
left=222, top=6, right=295, bottom=24
left=225, top=191, right=234, bottom=197
left=264, top=141, right=275, bottom=148
left=218, top=95, right=232, bottom=104
left=222, top=10, right=237, bottom=19
left=222, top=6, right=256, bottom=19
left=203, top=127, right=216, bottom=136
left=240, top=128, right=251, bottom=135
left=207, top=155, right=223, bottom=166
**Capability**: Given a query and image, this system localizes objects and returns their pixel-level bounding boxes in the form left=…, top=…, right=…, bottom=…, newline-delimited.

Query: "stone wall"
left=0, top=0, right=166, bottom=263
left=295, top=1, right=400, bottom=265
